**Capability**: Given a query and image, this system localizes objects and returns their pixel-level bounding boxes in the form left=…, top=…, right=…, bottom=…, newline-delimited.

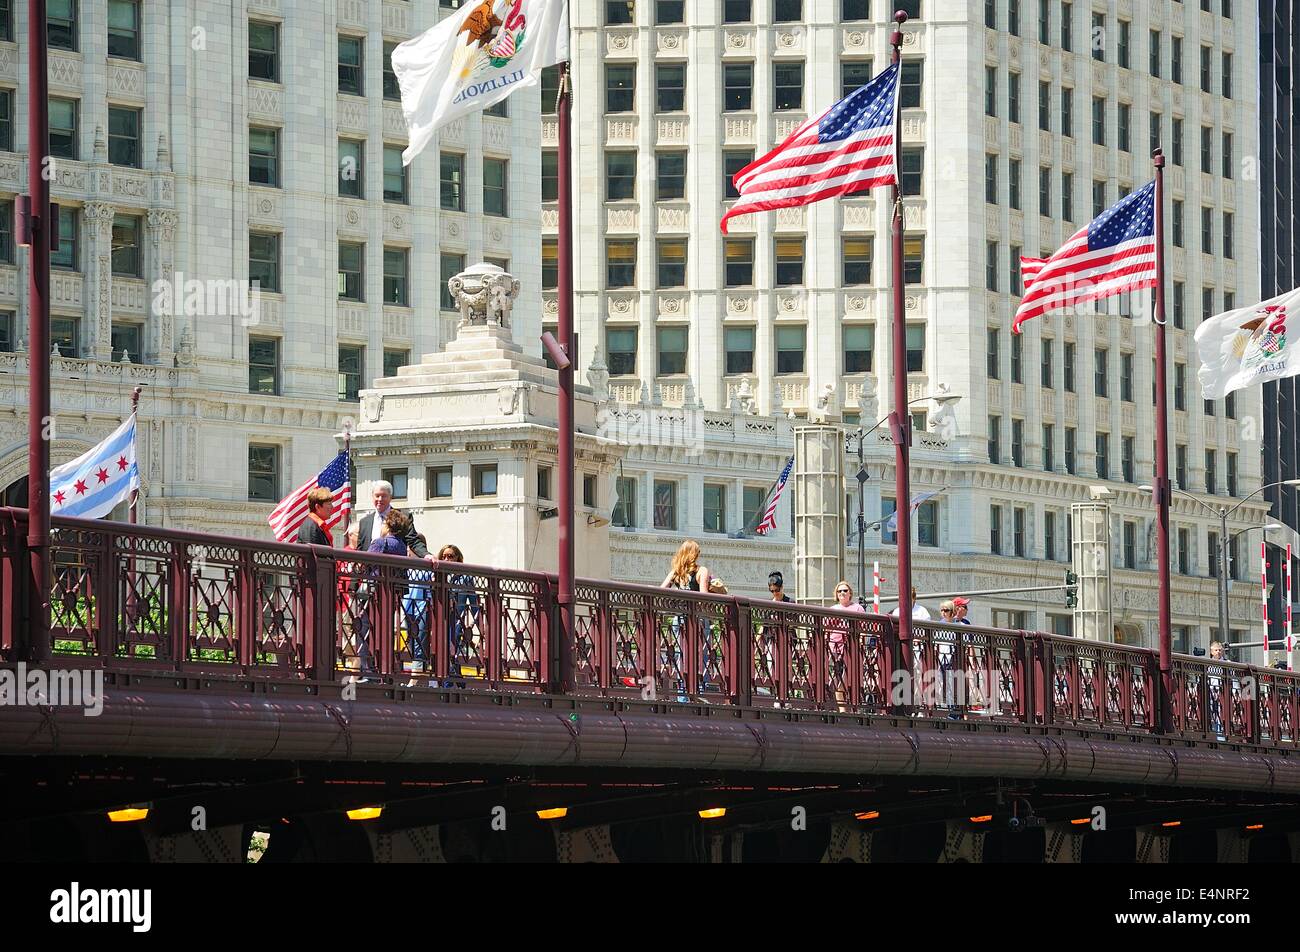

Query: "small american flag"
left=755, top=456, right=796, bottom=536
left=720, top=62, right=900, bottom=234
left=1013, top=181, right=1157, bottom=333
left=267, top=451, right=353, bottom=542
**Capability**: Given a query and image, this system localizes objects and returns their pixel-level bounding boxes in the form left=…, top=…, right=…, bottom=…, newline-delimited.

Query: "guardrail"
left=1, top=507, right=1297, bottom=748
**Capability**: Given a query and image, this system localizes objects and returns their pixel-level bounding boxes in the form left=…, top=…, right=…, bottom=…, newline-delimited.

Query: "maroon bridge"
left=3, top=507, right=1299, bottom=863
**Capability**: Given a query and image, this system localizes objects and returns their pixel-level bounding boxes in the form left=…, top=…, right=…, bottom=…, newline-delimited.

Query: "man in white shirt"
left=889, top=586, right=932, bottom=620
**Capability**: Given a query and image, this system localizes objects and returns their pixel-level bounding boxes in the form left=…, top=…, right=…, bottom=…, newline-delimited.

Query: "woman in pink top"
left=828, top=581, right=865, bottom=710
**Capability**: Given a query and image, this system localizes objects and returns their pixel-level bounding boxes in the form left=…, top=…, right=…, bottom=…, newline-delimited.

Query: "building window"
left=1044, top=510, right=1058, bottom=560
left=1222, top=212, right=1233, bottom=259
left=1007, top=73, right=1021, bottom=123
left=1012, top=419, right=1025, bottom=466
left=775, top=238, right=804, bottom=287
left=1094, top=347, right=1108, bottom=396
left=110, top=323, right=141, bottom=363
left=985, top=154, right=998, bottom=204
left=440, top=253, right=464, bottom=310
left=1200, top=206, right=1213, bottom=254
left=656, top=1, right=684, bottom=23
left=741, top=485, right=766, bottom=529
left=1119, top=351, right=1134, bottom=402
left=1149, top=29, right=1161, bottom=76
left=110, top=215, right=141, bottom=277
left=608, top=327, right=637, bottom=376
left=605, top=152, right=636, bottom=201
left=338, top=35, right=363, bottom=95
left=880, top=497, right=898, bottom=546
left=440, top=152, right=465, bottom=211
left=378, top=468, right=408, bottom=501
left=1177, top=527, right=1190, bottom=575
left=1222, top=51, right=1232, bottom=98
left=1205, top=450, right=1217, bottom=494
left=1174, top=362, right=1187, bottom=411
left=383, top=348, right=408, bottom=379
left=1172, top=36, right=1182, bottom=84
left=1011, top=507, right=1026, bottom=556
left=655, top=238, right=686, bottom=286
left=51, top=318, right=78, bottom=357
left=900, top=60, right=923, bottom=109
left=108, top=0, right=140, bottom=60
left=51, top=205, right=78, bottom=270
left=0, top=311, right=11, bottom=352
left=900, top=148, right=923, bottom=195
left=338, top=139, right=364, bottom=198
left=656, top=151, right=686, bottom=201
left=249, top=20, right=279, bottom=81
left=50, top=98, right=78, bottom=160
left=540, top=64, right=561, bottom=115
left=844, top=0, right=870, bottom=20
left=338, top=344, right=363, bottom=402
left=656, top=63, right=685, bottom=112
left=1171, top=116, right=1183, bottom=165
left=723, top=150, right=752, bottom=199
left=383, top=145, right=408, bottom=203
left=606, top=65, right=635, bottom=112
left=776, top=326, right=806, bottom=375
left=1009, top=331, right=1024, bottom=383
left=1172, top=200, right=1184, bottom=247
left=1226, top=452, right=1237, bottom=496
left=723, top=63, right=754, bottom=112
left=539, top=149, right=559, bottom=202
left=1041, top=338, right=1054, bottom=387
left=1096, top=432, right=1110, bottom=478
left=917, top=500, right=939, bottom=547
left=1176, top=444, right=1188, bottom=490
left=719, top=238, right=753, bottom=288
left=1222, top=131, right=1232, bottom=178
left=48, top=0, right=77, bottom=49
left=337, top=242, right=364, bottom=301
left=1061, top=87, right=1073, bottom=138
left=987, top=327, right=1001, bottom=380
left=842, top=236, right=874, bottom=286
left=703, top=483, right=727, bottom=534
left=428, top=467, right=453, bottom=499
left=248, top=126, right=278, bottom=186
left=725, top=326, right=755, bottom=375
left=248, top=232, right=280, bottom=292
left=906, top=324, right=925, bottom=372
left=653, top=480, right=677, bottom=530
left=472, top=465, right=498, bottom=497
left=986, top=240, right=999, bottom=291
left=1122, top=435, right=1135, bottom=483
left=1172, top=281, right=1185, bottom=328
left=607, top=1, right=634, bottom=24
left=1118, top=102, right=1131, bottom=152
left=1061, top=171, right=1073, bottom=220
left=582, top=474, right=598, bottom=509
left=613, top=476, right=637, bottom=527
left=1042, top=424, right=1055, bottom=471
left=903, top=235, right=924, bottom=285
left=990, top=504, right=1002, bottom=554
left=1061, top=1, right=1073, bottom=50
left=248, top=445, right=280, bottom=502
left=657, top=325, right=687, bottom=376
left=483, top=158, right=508, bottom=216
left=1200, top=44, right=1212, bottom=93
left=1038, top=166, right=1051, bottom=214
left=1091, top=180, right=1106, bottom=217
left=988, top=415, right=1001, bottom=464
left=844, top=324, right=873, bottom=374
left=382, top=42, right=400, bottom=101
left=842, top=59, right=873, bottom=99
left=1123, top=521, right=1137, bottom=569
left=1065, top=427, right=1076, bottom=474
left=774, top=62, right=804, bottom=112
left=383, top=247, right=408, bottom=306
left=248, top=337, right=280, bottom=395
left=1091, top=96, right=1106, bottom=145
left=606, top=240, right=636, bottom=288
left=1006, top=158, right=1022, bottom=211
left=1208, top=530, right=1220, bottom=576
left=1038, top=81, right=1051, bottom=132
left=0, top=90, right=10, bottom=151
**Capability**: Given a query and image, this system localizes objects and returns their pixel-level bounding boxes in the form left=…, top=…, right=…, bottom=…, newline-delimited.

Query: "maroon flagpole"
left=888, top=11, right=914, bottom=685
left=1152, top=149, right=1173, bottom=730
left=18, top=0, right=52, bottom=664
left=128, top=386, right=142, bottom=524
left=554, top=56, right=576, bottom=693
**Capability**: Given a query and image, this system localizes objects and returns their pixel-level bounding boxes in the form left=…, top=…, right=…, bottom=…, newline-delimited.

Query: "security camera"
left=1088, top=485, right=1115, bottom=501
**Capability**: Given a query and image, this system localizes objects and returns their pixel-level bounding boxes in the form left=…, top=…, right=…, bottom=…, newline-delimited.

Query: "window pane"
left=384, top=146, right=408, bottom=203
left=484, top=158, right=508, bottom=216
left=108, top=0, right=140, bottom=59
left=249, top=20, right=279, bottom=81
left=338, top=35, right=363, bottom=95
left=338, top=139, right=363, bottom=197
left=725, top=326, right=754, bottom=375
left=248, top=126, right=278, bottom=186
left=111, top=215, right=141, bottom=276
left=383, top=247, right=408, bottom=305
left=249, top=232, right=280, bottom=292
left=440, top=152, right=465, bottom=210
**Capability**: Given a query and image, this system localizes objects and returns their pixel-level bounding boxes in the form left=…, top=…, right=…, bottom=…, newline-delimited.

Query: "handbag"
left=708, top=577, right=728, bottom=595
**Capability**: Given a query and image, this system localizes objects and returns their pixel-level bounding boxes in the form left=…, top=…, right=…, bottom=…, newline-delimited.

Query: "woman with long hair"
left=438, top=543, right=479, bottom=689
left=660, top=541, right=713, bottom=701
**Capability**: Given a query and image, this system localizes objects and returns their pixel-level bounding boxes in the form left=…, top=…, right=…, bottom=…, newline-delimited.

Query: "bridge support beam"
left=1215, top=828, right=1249, bottom=864
left=367, top=825, right=446, bottom=863
left=708, top=832, right=744, bottom=863
left=1135, top=826, right=1172, bottom=863
left=938, top=821, right=986, bottom=863
left=143, top=824, right=247, bottom=863
left=822, top=822, right=873, bottom=863
left=555, top=825, right=619, bottom=863
left=1042, top=822, right=1086, bottom=863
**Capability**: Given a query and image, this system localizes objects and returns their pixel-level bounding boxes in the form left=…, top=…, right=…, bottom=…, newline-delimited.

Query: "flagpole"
left=554, top=52, right=576, bottom=693
left=128, top=386, right=142, bottom=525
left=888, top=11, right=914, bottom=688
left=1152, top=148, right=1173, bottom=731
left=19, top=0, right=52, bottom=665
left=125, top=385, right=142, bottom=636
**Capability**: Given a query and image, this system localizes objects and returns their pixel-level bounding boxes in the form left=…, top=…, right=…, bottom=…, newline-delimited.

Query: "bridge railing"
left=2, top=508, right=1299, bottom=748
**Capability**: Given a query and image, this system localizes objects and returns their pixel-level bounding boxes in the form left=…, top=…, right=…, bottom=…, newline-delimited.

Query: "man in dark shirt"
left=356, top=480, right=431, bottom=559
left=295, top=488, right=334, bottom=546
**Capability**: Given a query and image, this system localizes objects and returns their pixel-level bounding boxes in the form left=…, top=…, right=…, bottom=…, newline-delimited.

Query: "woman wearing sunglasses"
left=827, top=581, right=865, bottom=710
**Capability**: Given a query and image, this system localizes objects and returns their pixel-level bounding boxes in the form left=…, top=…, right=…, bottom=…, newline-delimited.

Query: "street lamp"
left=1140, top=480, right=1300, bottom=654
left=846, top=390, right=962, bottom=609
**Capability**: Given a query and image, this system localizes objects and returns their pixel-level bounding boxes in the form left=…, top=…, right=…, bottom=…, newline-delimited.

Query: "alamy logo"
left=49, top=883, right=151, bottom=933
left=151, top=271, right=261, bottom=326
left=0, top=663, right=103, bottom=717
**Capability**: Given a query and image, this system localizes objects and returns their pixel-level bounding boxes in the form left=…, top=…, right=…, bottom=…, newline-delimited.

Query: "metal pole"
left=554, top=58, right=575, bottom=692
left=1217, top=507, right=1230, bottom=644
left=22, top=0, right=52, bottom=665
left=125, top=385, right=142, bottom=634
left=888, top=12, right=913, bottom=681
left=1286, top=543, right=1293, bottom=670
left=856, top=433, right=866, bottom=606
left=128, top=386, right=142, bottom=524
left=1151, top=149, right=1173, bottom=731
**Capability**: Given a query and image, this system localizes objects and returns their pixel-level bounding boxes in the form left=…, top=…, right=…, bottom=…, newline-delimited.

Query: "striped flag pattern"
left=720, top=62, right=900, bottom=234
left=267, top=451, right=353, bottom=543
left=755, top=456, right=796, bottom=535
left=49, top=415, right=139, bottom=520
left=1013, top=181, right=1158, bottom=333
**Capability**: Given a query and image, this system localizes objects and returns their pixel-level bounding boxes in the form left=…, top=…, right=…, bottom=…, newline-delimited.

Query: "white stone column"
left=794, top=424, right=845, bottom=606
left=146, top=209, right=177, bottom=364
left=82, top=202, right=116, bottom=360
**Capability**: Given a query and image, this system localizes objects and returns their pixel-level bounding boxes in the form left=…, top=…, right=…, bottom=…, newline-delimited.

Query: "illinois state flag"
left=1195, top=286, right=1300, bottom=399
left=392, top=0, right=569, bottom=165
left=49, top=415, right=139, bottom=519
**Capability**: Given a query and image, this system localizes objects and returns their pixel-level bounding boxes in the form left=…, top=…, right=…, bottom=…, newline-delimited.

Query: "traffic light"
left=1065, top=570, right=1078, bottom=609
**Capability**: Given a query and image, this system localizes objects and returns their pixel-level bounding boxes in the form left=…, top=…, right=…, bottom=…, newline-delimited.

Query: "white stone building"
left=546, top=0, right=1272, bottom=653
left=0, top=0, right=541, bottom=535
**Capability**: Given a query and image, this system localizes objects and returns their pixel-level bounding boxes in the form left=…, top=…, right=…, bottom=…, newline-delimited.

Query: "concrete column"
left=145, top=209, right=177, bottom=363
left=794, top=424, right=845, bottom=606
left=1072, top=501, right=1113, bottom=641
left=82, top=202, right=117, bottom=360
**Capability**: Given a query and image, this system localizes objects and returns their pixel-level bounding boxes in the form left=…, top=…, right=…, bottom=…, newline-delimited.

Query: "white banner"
left=392, top=0, right=569, bottom=166
left=1194, top=285, right=1300, bottom=400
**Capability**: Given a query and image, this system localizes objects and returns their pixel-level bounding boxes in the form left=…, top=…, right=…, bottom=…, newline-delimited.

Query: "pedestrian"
left=952, top=596, right=972, bottom=624
left=1207, top=641, right=1226, bottom=739
left=757, top=572, right=794, bottom=701
left=357, top=480, right=433, bottom=560
left=295, top=487, right=335, bottom=546
left=938, top=599, right=957, bottom=622
left=661, top=541, right=713, bottom=700
left=767, top=571, right=793, bottom=602
left=889, top=586, right=932, bottom=620
left=338, top=522, right=360, bottom=667
left=438, top=543, right=480, bottom=688
left=828, top=581, right=865, bottom=711
left=403, top=533, right=433, bottom=685
left=1209, top=640, right=1225, bottom=660
left=352, top=509, right=410, bottom=683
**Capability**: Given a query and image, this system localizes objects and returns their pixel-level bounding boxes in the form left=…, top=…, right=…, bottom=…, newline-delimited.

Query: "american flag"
left=720, top=62, right=900, bottom=234
left=755, top=456, right=796, bottom=536
left=267, top=451, right=353, bottom=542
left=1013, top=181, right=1157, bottom=333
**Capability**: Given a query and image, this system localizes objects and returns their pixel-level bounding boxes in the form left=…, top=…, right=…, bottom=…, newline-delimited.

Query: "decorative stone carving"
left=735, top=377, right=756, bottom=415
left=857, top=375, right=879, bottom=422
left=813, top=382, right=836, bottom=422
left=362, top=392, right=384, bottom=423
left=175, top=325, right=196, bottom=367
left=447, top=262, right=520, bottom=329
left=587, top=349, right=610, bottom=403
left=93, top=125, right=107, bottom=163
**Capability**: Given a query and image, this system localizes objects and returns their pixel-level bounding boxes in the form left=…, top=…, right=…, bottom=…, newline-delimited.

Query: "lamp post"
left=847, top=391, right=961, bottom=609
left=1141, top=479, right=1299, bottom=657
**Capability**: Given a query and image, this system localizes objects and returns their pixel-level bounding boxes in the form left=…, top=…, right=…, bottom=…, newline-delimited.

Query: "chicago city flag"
left=392, top=0, right=569, bottom=165
left=1195, top=286, right=1300, bottom=400
left=49, top=415, right=139, bottom=520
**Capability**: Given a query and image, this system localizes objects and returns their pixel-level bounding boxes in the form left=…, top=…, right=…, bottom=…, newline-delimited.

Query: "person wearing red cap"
left=953, top=597, right=972, bottom=625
